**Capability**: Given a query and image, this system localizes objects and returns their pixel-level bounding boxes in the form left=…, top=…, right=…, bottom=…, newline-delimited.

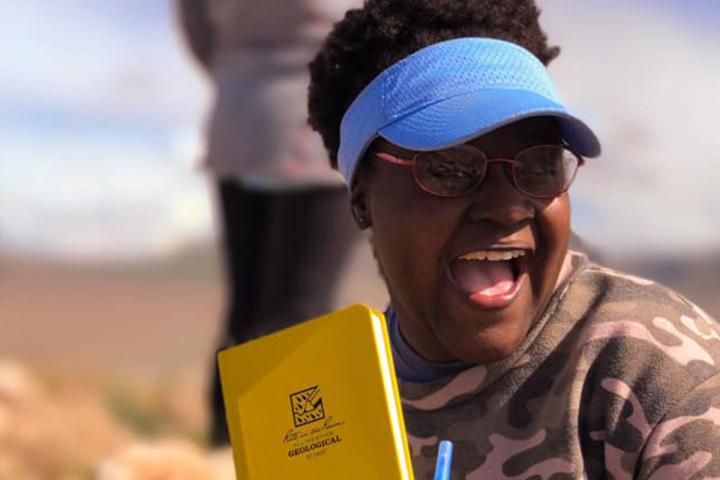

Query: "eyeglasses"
left=374, top=144, right=584, bottom=199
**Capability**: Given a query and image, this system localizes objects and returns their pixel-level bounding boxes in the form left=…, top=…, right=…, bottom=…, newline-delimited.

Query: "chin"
left=438, top=298, right=537, bottom=364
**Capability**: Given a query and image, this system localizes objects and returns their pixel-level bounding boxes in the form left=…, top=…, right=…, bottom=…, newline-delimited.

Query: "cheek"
left=540, top=194, right=571, bottom=247
left=531, top=194, right=571, bottom=289
left=371, top=168, right=444, bottom=242
left=538, top=193, right=570, bottom=240
left=372, top=197, right=451, bottom=269
left=369, top=177, right=459, bottom=290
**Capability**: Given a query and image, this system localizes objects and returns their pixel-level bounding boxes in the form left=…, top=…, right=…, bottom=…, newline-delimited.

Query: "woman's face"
left=351, top=117, right=571, bottom=364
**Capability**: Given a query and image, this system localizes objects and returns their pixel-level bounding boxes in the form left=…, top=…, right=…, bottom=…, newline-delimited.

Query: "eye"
left=415, top=149, right=480, bottom=194
left=428, top=160, right=474, bottom=179
left=422, top=149, right=478, bottom=178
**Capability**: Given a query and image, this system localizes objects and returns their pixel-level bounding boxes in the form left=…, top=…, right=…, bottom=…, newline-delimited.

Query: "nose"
left=466, top=163, right=535, bottom=226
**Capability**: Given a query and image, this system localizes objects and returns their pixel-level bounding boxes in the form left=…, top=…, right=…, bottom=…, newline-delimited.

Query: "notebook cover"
left=218, top=304, right=414, bottom=480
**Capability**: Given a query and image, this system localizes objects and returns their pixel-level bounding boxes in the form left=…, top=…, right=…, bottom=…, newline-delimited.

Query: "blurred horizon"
left=1, top=0, right=719, bottom=263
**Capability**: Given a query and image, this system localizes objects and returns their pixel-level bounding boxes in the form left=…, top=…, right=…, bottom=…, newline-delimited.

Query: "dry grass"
left=0, top=360, right=234, bottom=479
left=97, top=441, right=234, bottom=480
left=0, top=360, right=130, bottom=478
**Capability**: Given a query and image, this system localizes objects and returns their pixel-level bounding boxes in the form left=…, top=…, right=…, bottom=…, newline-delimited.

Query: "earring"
left=351, top=205, right=369, bottom=228
left=356, top=215, right=370, bottom=229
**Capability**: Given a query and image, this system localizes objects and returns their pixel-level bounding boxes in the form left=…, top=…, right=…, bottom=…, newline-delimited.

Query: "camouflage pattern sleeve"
left=636, top=371, right=720, bottom=479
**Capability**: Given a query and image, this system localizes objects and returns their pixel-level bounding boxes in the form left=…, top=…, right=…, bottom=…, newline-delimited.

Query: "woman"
left=308, top=0, right=720, bottom=477
left=177, top=0, right=361, bottom=445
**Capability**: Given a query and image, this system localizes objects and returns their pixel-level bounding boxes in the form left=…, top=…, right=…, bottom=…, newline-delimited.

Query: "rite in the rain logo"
left=290, top=385, right=325, bottom=427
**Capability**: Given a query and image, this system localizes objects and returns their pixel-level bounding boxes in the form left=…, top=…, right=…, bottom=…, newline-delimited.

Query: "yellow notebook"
left=218, top=304, right=414, bottom=480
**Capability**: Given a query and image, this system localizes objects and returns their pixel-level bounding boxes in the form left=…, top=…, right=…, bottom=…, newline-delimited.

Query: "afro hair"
left=308, top=0, right=560, bottom=168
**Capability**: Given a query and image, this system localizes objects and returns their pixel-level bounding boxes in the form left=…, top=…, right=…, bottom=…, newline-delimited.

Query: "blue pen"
left=433, top=440, right=453, bottom=480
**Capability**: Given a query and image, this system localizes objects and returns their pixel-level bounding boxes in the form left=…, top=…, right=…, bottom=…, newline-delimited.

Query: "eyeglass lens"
left=414, top=145, right=579, bottom=197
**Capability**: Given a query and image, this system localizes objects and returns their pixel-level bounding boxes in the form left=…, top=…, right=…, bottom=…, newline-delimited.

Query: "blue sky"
left=0, top=0, right=211, bottom=260
left=642, top=0, right=720, bottom=29
left=1, top=0, right=719, bottom=260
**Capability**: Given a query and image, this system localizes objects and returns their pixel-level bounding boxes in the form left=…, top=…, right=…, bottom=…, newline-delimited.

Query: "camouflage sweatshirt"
left=399, top=252, right=720, bottom=479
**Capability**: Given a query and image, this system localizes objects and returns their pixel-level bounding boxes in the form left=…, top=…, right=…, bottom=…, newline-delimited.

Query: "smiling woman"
left=308, top=0, right=720, bottom=478
left=361, top=118, right=576, bottom=365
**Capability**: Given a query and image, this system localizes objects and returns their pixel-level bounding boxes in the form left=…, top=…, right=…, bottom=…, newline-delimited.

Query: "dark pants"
left=209, top=180, right=358, bottom=445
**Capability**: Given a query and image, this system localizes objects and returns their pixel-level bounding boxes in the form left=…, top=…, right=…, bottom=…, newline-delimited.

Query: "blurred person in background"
left=177, top=0, right=361, bottom=445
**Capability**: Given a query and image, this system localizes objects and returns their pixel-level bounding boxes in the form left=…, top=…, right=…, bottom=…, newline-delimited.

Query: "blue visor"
left=338, top=37, right=601, bottom=186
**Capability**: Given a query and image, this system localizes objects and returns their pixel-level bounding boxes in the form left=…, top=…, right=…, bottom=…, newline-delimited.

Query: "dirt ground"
left=0, top=238, right=386, bottom=370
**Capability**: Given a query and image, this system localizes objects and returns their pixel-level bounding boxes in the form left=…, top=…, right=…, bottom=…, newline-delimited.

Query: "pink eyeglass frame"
left=374, top=144, right=584, bottom=199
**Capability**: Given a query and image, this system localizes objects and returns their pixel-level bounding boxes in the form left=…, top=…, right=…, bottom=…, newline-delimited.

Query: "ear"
left=350, top=177, right=372, bottom=230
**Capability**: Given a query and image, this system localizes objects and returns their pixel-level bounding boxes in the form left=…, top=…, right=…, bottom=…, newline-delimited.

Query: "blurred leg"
left=252, top=186, right=358, bottom=334
left=208, top=179, right=270, bottom=445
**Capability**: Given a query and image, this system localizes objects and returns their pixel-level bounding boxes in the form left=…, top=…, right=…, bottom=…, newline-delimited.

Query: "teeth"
left=459, top=249, right=527, bottom=262
left=488, top=251, right=505, bottom=261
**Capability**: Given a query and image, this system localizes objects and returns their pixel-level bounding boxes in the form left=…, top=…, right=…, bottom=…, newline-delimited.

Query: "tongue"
left=451, top=259, right=515, bottom=297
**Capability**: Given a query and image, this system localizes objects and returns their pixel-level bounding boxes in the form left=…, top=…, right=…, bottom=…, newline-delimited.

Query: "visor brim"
left=378, top=89, right=601, bottom=157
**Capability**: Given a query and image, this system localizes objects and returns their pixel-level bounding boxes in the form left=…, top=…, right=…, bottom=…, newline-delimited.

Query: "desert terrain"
left=1, top=240, right=716, bottom=478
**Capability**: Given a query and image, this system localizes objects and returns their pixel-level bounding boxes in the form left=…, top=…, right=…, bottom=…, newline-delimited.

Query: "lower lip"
left=449, top=261, right=528, bottom=311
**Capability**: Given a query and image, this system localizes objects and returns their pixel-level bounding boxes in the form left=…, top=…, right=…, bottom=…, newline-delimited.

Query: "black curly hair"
left=308, top=0, right=560, bottom=168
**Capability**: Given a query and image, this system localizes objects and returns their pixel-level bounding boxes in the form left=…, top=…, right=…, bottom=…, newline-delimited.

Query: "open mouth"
left=448, top=249, right=529, bottom=309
